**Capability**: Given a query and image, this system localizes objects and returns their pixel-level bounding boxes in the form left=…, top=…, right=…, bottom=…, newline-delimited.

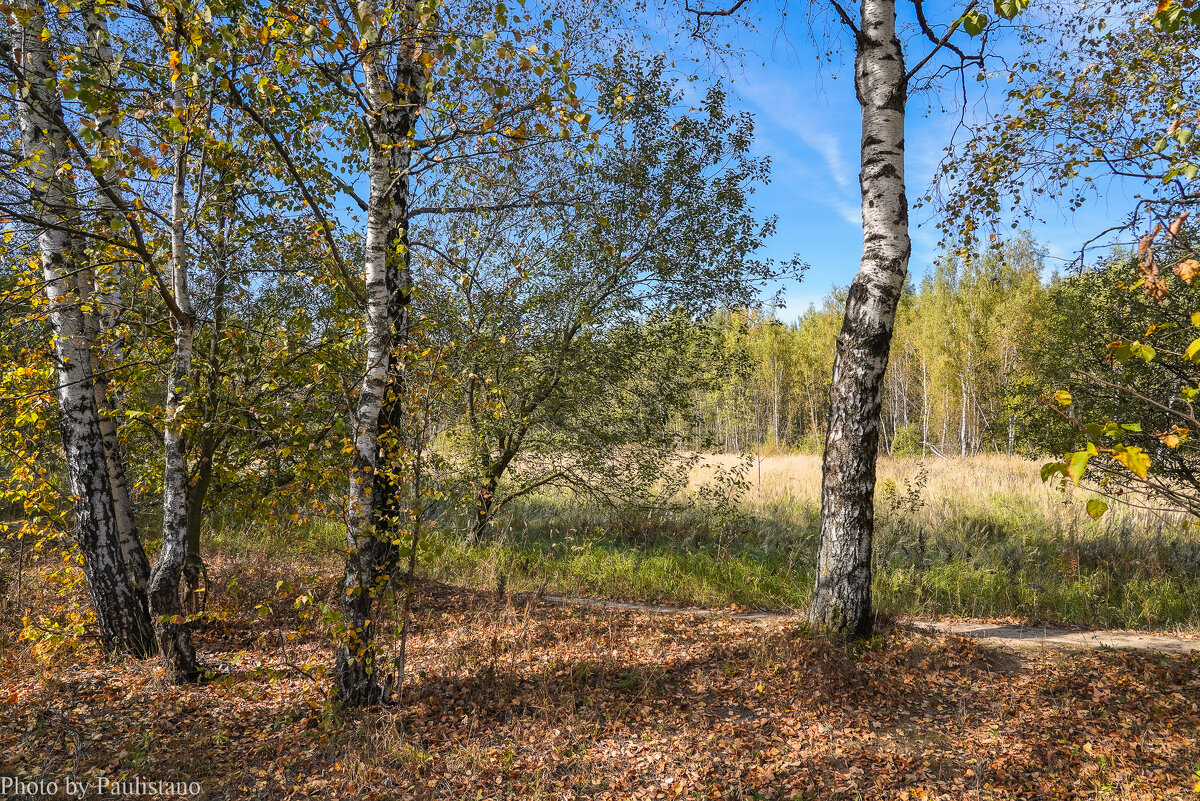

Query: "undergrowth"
left=188, top=455, right=1200, bottom=630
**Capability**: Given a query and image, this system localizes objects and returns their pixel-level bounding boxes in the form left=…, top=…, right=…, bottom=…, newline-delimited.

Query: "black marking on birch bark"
left=8, top=2, right=154, bottom=656
left=811, top=0, right=910, bottom=638
left=336, top=23, right=428, bottom=705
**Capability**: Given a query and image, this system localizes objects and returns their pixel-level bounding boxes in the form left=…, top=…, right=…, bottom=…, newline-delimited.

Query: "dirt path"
left=532, top=593, right=1200, bottom=654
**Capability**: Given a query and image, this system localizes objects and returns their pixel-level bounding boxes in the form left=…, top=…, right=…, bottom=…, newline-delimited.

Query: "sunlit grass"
left=205, top=454, right=1200, bottom=631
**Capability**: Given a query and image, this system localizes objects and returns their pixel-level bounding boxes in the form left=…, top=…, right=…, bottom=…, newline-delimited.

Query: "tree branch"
left=906, top=0, right=978, bottom=81
left=227, top=85, right=366, bottom=306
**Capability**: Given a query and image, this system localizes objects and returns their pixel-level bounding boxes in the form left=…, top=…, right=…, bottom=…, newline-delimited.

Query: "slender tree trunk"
left=772, top=355, right=780, bottom=445
left=940, top=389, right=948, bottom=450
left=467, top=477, right=498, bottom=545
left=78, top=0, right=150, bottom=602
left=809, top=0, right=909, bottom=637
left=960, top=372, right=968, bottom=457
left=183, top=438, right=216, bottom=612
left=808, top=379, right=819, bottom=435
left=336, top=129, right=405, bottom=705
left=335, top=28, right=426, bottom=705
left=182, top=162, right=232, bottom=613
left=148, top=116, right=198, bottom=683
left=921, top=353, right=928, bottom=457
left=74, top=240, right=151, bottom=607
left=5, top=3, right=154, bottom=655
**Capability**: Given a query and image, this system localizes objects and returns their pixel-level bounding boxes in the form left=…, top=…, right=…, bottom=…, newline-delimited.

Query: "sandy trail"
left=528, top=593, right=1200, bottom=654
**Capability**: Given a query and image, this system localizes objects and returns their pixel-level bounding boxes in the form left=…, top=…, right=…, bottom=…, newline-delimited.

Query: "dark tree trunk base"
left=333, top=646, right=395, bottom=707
left=181, top=555, right=207, bottom=615
left=156, top=620, right=200, bottom=683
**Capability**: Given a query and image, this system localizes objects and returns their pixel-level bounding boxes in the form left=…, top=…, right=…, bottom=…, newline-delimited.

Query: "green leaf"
left=1086, top=498, right=1108, bottom=520
left=1184, top=337, right=1200, bottom=362
left=1040, top=462, right=1067, bottom=482
left=1152, top=2, right=1185, bottom=31
left=962, top=9, right=988, bottom=36
left=994, top=0, right=1030, bottom=19
left=1067, top=449, right=1091, bottom=484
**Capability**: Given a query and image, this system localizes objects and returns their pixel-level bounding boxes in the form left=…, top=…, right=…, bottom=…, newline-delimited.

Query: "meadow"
left=213, top=454, right=1200, bottom=632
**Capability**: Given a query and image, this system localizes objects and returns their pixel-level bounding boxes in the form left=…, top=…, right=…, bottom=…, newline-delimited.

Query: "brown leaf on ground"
left=2, top=561, right=1198, bottom=801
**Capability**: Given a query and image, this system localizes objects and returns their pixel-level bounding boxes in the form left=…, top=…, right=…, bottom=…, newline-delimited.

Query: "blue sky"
left=690, top=6, right=1143, bottom=322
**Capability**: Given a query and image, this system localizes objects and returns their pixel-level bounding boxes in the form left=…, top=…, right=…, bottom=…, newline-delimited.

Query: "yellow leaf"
left=1113, top=446, right=1150, bottom=479
left=1185, top=338, right=1200, bottom=362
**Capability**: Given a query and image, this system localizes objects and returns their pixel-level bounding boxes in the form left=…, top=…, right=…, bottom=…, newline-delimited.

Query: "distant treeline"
left=685, top=234, right=1156, bottom=459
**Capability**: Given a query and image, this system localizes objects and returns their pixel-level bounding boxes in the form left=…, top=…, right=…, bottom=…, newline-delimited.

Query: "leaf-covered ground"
left=2, top=559, right=1198, bottom=800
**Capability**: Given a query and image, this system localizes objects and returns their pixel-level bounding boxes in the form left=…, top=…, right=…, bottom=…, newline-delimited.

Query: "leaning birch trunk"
left=147, top=94, right=199, bottom=683
left=809, top=0, right=910, bottom=637
left=78, top=0, right=151, bottom=599
left=334, top=22, right=426, bottom=705
left=4, top=1, right=154, bottom=655
left=75, top=257, right=150, bottom=605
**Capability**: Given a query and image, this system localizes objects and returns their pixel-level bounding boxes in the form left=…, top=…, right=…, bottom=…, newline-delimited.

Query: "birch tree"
left=684, top=0, right=1002, bottom=634
left=145, top=3, right=199, bottom=681
left=329, top=0, right=432, bottom=705
left=1, top=0, right=154, bottom=655
left=237, top=0, right=601, bottom=702
left=76, top=0, right=150, bottom=604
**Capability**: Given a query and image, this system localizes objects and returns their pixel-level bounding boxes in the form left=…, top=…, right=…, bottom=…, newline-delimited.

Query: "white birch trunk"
left=78, top=1, right=149, bottom=595
left=335, top=20, right=427, bottom=704
left=960, top=347, right=971, bottom=456
left=4, top=1, right=153, bottom=654
left=809, top=0, right=910, bottom=636
left=921, top=353, right=928, bottom=457
left=147, top=76, right=198, bottom=683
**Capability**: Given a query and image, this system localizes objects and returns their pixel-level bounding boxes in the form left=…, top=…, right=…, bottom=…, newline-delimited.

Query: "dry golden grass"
left=693, top=452, right=1183, bottom=539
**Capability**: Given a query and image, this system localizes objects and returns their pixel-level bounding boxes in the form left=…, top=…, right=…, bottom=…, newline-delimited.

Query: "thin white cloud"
left=741, top=77, right=855, bottom=192
left=833, top=199, right=860, bottom=227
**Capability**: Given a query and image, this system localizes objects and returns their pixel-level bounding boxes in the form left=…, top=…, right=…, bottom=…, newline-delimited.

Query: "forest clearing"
left=3, top=555, right=1199, bottom=800
left=4, top=455, right=1200, bottom=799
left=5, top=0, right=1200, bottom=795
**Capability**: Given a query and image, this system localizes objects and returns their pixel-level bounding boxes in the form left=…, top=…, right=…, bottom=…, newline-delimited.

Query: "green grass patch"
left=200, top=463, right=1200, bottom=631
